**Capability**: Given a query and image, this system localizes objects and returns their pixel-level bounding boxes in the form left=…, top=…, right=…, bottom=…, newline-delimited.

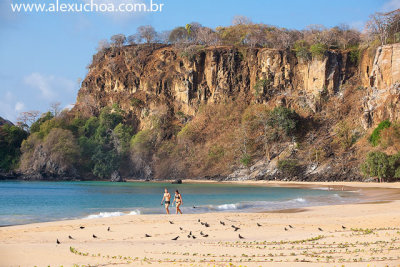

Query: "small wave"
left=215, top=203, right=239, bottom=211
left=84, top=210, right=140, bottom=219
left=293, top=198, right=306, bottom=203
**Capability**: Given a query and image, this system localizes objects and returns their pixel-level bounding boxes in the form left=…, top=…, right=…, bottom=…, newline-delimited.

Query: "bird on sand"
left=201, top=222, right=205, bottom=225
left=171, top=236, right=179, bottom=240
left=200, top=231, right=204, bottom=236
left=107, top=227, right=110, bottom=231
left=203, top=234, right=209, bottom=238
left=169, top=221, right=174, bottom=224
left=318, top=227, right=323, bottom=231
left=234, top=227, right=240, bottom=231
left=189, top=231, right=192, bottom=235
left=145, top=234, right=151, bottom=237
left=342, top=225, right=347, bottom=230
left=187, top=234, right=191, bottom=238
left=198, top=219, right=200, bottom=222
left=68, top=235, right=74, bottom=240
left=79, top=226, right=85, bottom=229
left=220, top=221, right=225, bottom=225
left=56, top=239, right=61, bottom=244
left=179, top=227, right=183, bottom=230
left=192, top=235, right=196, bottom=239
left=204, top=223, right=210, bottom=227
left=238, top=234, right=244, bottom=239
left=257, top=223, right=262, bottom=227
left=284, top=227, right=288, bottom=231
left=93, top=234, right=98, bottom=238
left=289, top=225, right=294, bottom=228
left=193, top=206, right=196, bottom=209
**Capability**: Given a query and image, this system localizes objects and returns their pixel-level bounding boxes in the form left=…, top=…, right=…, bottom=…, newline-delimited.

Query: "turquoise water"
left=0, top=181, right=360, bottom=226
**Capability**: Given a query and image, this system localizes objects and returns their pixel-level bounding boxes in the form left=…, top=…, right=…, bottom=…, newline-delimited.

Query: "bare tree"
left=17, top=110, right=40, bottom=130
left=366, top=12, right=390, bottom=45
left=96, top=39, right=110, bottom=52
left=195, top=27, right=220, bottom=46
left=169, top=27, right=188, bottom=44
left=232, top=15, right=252, bottom=26
left=137, top=25, right=157, bottom=44
left=50, top=102, right=62, bottom=117
left=110, top=34, right=126, bottom=48
left=158, top=30, right=171, bottom=44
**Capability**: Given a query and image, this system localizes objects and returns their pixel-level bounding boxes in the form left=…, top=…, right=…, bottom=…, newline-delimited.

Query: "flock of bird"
left=56, top=220, right=348, bottom=244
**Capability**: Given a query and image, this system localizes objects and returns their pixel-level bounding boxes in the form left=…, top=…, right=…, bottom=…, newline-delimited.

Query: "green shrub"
left=310, top=43, right=327, bottom=59
left=240, top=153, right=251, bottom=167
left=267, top=107, right=300, bottom=137
left=361, top=151, right=400, bottom=181
left=278, top=159, right=299, bottom=176
left=30, top=112, right=54, bottom=133
left=369, top=120, right=391, bottom=146
left=348, top=46, right=361, bottom=65
left=253, top=79, right=270, bottom=98
left=293, top=40, right=311, bottom=61
left=208, top=145, right=225, bottom=161
left=131, top=97, right=144, bottom=108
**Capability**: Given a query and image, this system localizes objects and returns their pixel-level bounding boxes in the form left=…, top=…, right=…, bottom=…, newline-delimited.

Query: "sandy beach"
left=1, top=181, right=400, bottom=267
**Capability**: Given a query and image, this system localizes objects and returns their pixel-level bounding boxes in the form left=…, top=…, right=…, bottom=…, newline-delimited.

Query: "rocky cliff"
left=72, top=43, right=400, bottom=181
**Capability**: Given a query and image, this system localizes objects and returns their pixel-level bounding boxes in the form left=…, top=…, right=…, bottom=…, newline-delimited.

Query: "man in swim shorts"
left=161, top=188, right=171, bottom=214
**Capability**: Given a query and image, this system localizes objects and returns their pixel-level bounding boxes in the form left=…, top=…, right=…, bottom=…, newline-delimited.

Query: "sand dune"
left=1, top=182, right=400, bottom=267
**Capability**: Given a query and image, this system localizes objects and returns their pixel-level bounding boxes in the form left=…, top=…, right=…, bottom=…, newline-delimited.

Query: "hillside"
left=53, top=43, right=398, bottom=181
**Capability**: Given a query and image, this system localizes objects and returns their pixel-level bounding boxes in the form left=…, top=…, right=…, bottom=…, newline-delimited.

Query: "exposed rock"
left=110, top=171, right=125, bottom=182
left=171, top=179, right=182, bottom=184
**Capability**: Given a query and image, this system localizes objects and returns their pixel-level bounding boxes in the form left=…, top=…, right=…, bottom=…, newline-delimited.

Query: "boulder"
left=171, top=179, right=182, bottom=184
left=110, top=171, right=125, bottom=182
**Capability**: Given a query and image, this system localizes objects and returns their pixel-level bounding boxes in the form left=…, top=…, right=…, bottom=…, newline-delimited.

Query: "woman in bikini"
left=161, top=188, right=171, bottom=214
left=173, top=190, right=183, bottom=214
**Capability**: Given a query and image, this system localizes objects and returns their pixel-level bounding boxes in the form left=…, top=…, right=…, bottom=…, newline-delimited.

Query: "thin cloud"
left=381, top=0, right=400, bottom=12
left=14, top=102, right=25, bottom=112
left=23, top=73, right=75, bottom=100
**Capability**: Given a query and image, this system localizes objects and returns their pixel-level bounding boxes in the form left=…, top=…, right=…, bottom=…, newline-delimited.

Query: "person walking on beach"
left=161, top=188, right=171, bottom=214
left=173, top=190, right=183, bottom=214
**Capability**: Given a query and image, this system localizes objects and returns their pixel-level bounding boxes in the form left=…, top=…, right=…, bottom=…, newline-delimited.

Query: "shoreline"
left=1, top=182, right=400, bottom=266
left=1, top=180, right=399, bottom=227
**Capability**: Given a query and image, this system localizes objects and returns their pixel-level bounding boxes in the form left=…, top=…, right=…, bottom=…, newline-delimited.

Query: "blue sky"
left=1, top=0, right=399, bottom=123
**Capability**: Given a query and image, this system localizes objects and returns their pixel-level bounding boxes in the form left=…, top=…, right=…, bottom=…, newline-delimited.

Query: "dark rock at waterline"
left=110, top=171, right=125, bottom=182
left=171, top=179, right=182, bottom=184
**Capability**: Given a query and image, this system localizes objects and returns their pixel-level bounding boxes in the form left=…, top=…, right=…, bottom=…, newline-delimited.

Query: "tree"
left=169, top=27, right=188, bottom=44
left=267, top=107, right=300, bottom=138
left=110, top=34, right=126, bottom=48
left=96, top=39, right=110, bottom=52
left=127, top=34, right=138, bottom=45
left=50, top=102, right=62, bottom=117
left=360, top=151, right=400, bottom=182
left=30, top=111, right=54, bottom=133
left=137, top=25, right=157, bottom=44
left=366, top=12, right=390, bottom=45
left=232, top=15, right=252, bottom=26
left=195, top=27, right=220, bottom=46
left=17, top=110, right=40, bottom=131
left=0, top=124, right=28, bottom=171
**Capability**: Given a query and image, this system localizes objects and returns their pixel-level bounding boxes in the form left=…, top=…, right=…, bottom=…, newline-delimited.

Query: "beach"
left=1, top=181, right=400, bottom=267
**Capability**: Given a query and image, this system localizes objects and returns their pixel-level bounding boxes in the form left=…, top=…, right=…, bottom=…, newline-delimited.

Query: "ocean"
left=0, top=180, right=360, bottom=226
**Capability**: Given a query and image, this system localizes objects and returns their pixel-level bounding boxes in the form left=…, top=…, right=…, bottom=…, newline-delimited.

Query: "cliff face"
left=76, top=45, right=355, bottom=120
left=360, top=43, right=400, bottom=129
left=73, top=43, right=400, bottom=181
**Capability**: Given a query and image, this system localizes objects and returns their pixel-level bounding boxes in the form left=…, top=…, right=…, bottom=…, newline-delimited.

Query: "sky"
left=1, top=0, right=399, bottom=123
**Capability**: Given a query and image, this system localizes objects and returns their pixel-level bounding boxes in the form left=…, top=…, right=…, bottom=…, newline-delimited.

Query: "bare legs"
left=176, top=202, right=182, bottom=214
left=165, top=203, right=170, bottom=214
